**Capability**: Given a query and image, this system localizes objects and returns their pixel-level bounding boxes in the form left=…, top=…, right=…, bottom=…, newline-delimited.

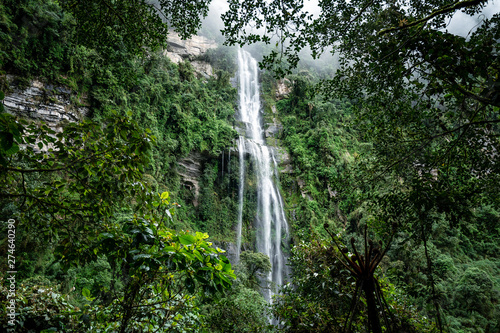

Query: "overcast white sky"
left=198, top=0, right=498, bottom=71
left=446, top=0, right=499, bottom=37
left=203, top=0, right=499, bottom=38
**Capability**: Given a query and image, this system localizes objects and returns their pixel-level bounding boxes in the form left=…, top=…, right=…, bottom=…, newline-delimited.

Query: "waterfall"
left=221, top=150, right=224, bottom=180
left=227, top=147, right=231, bottom=190
left=235, top=49, right=289, bottom=301
left=235, top=137, right=245, bottom=263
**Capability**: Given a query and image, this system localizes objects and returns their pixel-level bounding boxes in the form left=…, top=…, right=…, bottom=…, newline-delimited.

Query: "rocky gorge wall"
left=1, top=32, right=295, bottom=249
left=3, top=76, right=88, bottom=132
left=2, top=30, right=217, bottom=129
left=164, top=31, right=217, bottom=78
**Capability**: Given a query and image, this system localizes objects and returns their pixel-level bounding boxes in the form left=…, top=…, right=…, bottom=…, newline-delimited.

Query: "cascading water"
left=235, top=137, right=245, bottom=263
left=235, top=49, right=290, bottom=302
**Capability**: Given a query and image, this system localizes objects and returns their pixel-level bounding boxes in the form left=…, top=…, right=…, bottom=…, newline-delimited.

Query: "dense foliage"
left=0, top=0, right=246, bottom=331
left=273, top=239, right=435, bottom=332
left=222, top=0, right=499, bottom=332
left=269, top=74, right=499, bottom=332
left=1, top=0, right=499, bottom=332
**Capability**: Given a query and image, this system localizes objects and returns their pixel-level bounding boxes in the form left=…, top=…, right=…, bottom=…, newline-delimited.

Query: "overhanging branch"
left=379, top=0, right=488, bottom=35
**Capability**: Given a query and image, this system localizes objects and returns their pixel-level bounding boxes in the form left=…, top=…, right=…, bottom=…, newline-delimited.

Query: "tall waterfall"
left=235, top=49, right=289, bottom=301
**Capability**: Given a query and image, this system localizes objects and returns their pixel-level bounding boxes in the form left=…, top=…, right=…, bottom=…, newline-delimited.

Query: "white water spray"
left=235, top=49, right=289, bottom=301
left=235, top=137, right=245, bottom=263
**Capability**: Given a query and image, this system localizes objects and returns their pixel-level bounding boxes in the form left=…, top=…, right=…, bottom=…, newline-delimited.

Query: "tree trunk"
left=362, top=278, right=382, bottom=333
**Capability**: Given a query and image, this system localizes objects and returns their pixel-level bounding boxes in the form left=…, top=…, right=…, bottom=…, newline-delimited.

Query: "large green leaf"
left=178, top=234, right=196, bottom=246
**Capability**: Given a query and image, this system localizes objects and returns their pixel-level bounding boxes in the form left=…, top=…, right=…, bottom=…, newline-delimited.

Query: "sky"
left=197, top=0, right=498, bottom=71
left=446, top=0, right=499, bottom=37
left=201, top=0, right=500, bottom=39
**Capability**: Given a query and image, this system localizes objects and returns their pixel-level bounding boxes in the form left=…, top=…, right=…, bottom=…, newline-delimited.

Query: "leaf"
left=185, top=277, right=195, bottom=293
left=219, top=273, right=230, bottom=284
left=194, top=274, right=209, bottom=284
left=222, top=262, right=233, bottom=273
left=179, top=234, right=196, bottom=246
left=163, top=246, right=176, bottom=253
left=192, top=250, right=203, bottom=262
left=120, top=129, right=127, bottom=140
left=133, top=253, right=152, bottom=261
left=199, top=266, right=214, bottom=271
left=4, top=143, right=19, bottom=156
left=82, top=287, right=91, bottom=297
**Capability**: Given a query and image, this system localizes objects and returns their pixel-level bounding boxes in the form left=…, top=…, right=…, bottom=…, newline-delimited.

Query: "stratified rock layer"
left=3, top=76, right=88, bottom=131
left=177, top=151, right=205, bottom=206
left=164, top=31, right=217, bottom=78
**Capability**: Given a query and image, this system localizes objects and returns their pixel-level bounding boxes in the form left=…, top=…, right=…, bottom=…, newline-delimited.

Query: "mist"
left=445, top=0, right=499, bottom=37
left=192, top=0, right=498, bottom=75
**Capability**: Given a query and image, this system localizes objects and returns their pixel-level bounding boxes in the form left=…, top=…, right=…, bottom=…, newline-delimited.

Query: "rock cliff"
left=3, top=76, right=88, bottom=131
left=164, top=31, right=217, bottom=78
left=177, top=151, right=206, bottom=207
left=164, top=32, right=229, bottom=204
left=275, top=78, right=292, bottom=100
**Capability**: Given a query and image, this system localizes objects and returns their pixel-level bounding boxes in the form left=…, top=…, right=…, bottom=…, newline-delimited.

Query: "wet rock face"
left=276, top=148, right=293, bottom=173
left=2, top=76, right=89, bottom=153
left=166, top=32, right=217, bottom=59
left=190, top=61, right=213, bottom=79
left=265, top=105, right=283, bottom=142
left=3, top=76, right=88, bottom=131
left=177, top=151, right=206, bottom=206
left=164, top=31, right=217, bottom=78
left=275, top=78, right=292, bottom=100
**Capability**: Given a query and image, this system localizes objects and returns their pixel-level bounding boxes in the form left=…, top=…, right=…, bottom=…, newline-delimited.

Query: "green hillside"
left=0, top=0, right=498, bottom=332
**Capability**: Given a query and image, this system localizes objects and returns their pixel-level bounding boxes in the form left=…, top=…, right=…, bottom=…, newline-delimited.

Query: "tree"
left=202, top=251, right=271, bottom=332
left=91, top=212, right=236, bottom=332
left=0, top=104, right=237, bottom=331
left=221, top=0, right=499, bottom=209
left=0, top=111, right=156, bottom=267
left=0, top=190, right=237, bottom=331
left=272, top=236, right=434, bottom=332
left=221, top=1, right=499, bottom=331
left=57, top=0, right=211, bottom=54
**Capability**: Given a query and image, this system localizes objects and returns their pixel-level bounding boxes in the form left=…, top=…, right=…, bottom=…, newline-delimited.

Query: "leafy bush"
left=0, top=0, right=75, bottom=80
left=202, top=251, right=270, bottom=332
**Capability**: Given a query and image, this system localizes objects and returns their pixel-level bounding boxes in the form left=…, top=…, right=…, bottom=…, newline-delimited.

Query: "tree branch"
left=379, top=0, right=488, bottom=35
